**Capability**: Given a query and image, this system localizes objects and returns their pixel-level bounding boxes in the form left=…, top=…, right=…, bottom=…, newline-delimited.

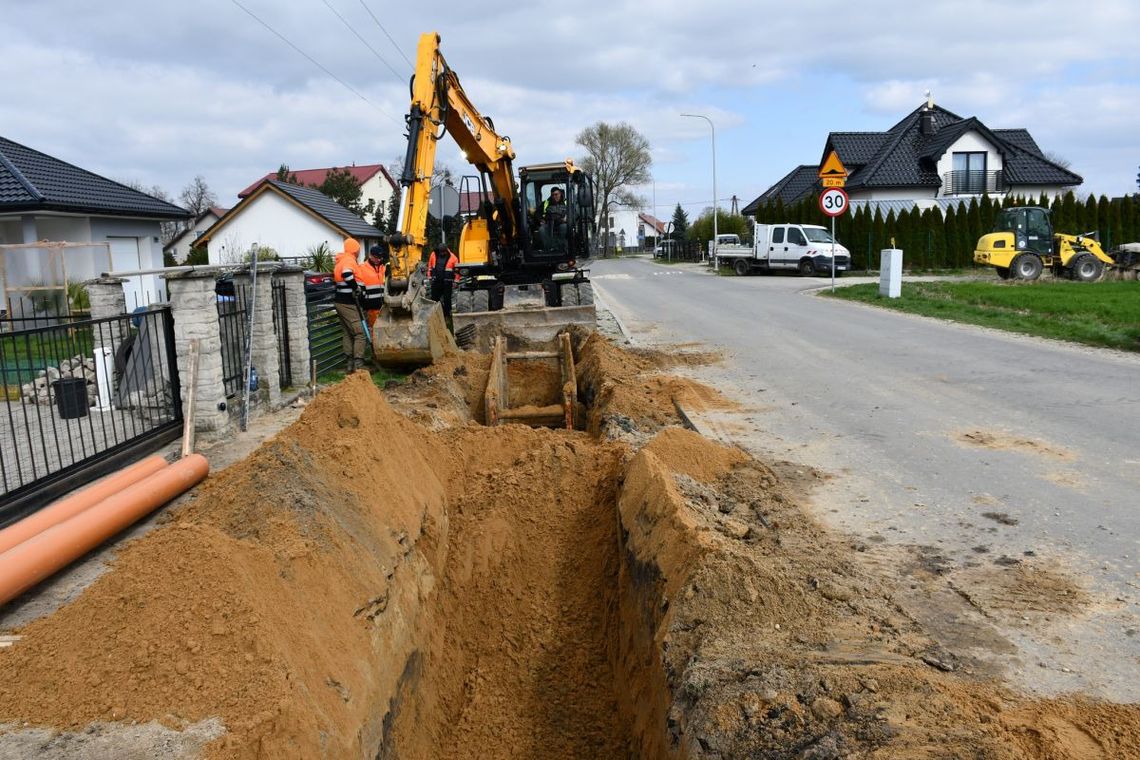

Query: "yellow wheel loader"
left=374, top=32, right=597, bottom=366
left=974, top=206, right=1115, bottom=282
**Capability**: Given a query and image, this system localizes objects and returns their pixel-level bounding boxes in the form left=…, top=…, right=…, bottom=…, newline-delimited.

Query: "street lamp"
left=681, top=113, right=717, bottom=265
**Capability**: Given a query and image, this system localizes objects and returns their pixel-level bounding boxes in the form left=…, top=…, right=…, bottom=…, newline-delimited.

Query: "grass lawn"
left=317, top=365, right=409, bottom=388
left=822, top=280, right=1140, bottom=351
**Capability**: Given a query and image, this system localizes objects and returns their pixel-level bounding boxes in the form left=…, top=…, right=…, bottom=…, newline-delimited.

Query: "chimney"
left=920, top=109, right=934, bottom=136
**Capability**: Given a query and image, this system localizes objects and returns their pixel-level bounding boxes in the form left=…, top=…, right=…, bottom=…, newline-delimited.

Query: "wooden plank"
left=498, top=404, right=564, bottom=420
left=558, top=332, right=577, bottom=430
left=505, top=351, right=559, bottom=360
left=484, top=336, right=505, bottom=426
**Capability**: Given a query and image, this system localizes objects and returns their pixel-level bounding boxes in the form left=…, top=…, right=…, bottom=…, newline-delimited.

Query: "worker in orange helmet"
left=332, top=237, right=366, bottom=372
left=356, top=243, right=388, bottom=333
left=426, top=245, right=459, bottom=323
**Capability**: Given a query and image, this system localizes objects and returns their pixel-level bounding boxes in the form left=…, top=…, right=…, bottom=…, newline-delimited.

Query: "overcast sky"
left=3, top=0, right=1138, bottom=216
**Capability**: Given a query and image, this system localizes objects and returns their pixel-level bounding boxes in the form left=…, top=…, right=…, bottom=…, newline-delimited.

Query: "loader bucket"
left=372, top=295, right=456, bottom=367
left=452, top=304, right=596, bottom=352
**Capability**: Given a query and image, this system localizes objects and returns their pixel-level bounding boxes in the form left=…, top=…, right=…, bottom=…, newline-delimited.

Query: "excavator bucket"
left=451, top=284, right=595, bottom=352
left=372, top=294, right=456, bottom=367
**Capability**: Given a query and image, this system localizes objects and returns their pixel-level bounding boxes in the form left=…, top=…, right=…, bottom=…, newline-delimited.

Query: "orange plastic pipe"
left=0, top=455, right=169, bottom=555
left=0, top=454, right=209, bottom=608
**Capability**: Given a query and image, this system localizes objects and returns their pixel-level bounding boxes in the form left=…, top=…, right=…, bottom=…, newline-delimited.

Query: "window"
left=952, top=152, right=987, bottom=193
left=772, top=227, right=785, bottom=244
left=803, top=227, right=836, bottom=244
left=787, top=227, right=807, bottom=246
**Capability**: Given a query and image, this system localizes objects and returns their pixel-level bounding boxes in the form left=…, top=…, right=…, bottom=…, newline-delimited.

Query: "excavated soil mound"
left=0, top=373, right=452, bottom=758
left=574, top=330, right=735, bottom=437
left=617, top=428, right=1140, bottom=759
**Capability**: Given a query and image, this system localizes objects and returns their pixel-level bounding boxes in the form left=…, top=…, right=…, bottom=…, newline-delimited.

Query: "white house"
left=237, top=164, right=398, bottom=224
left=162, top=206, right=228, bottom=263
left=196, top=179, right=384, bottom=265
left=743, top=98, right=1083, bottom=215
left=0, top=135, right=191, bottom=310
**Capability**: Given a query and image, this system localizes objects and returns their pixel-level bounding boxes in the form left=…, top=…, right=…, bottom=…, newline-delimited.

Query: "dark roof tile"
left=742, top=165, right=818, bottom=214
left=0, top=136, right=190, bottom=219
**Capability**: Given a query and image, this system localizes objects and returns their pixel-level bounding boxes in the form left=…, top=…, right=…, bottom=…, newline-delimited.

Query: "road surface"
left=592, top=255, right=1140, bottom=701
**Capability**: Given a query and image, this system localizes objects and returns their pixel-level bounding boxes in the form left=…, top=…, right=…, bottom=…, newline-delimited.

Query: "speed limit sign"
left=819, top=187, right=849, bottom=217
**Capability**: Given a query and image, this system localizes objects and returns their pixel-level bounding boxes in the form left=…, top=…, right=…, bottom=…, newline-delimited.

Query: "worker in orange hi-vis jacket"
left=357, top=243, right=388, bottom=332
left=332, top=238, right=366, bottom=372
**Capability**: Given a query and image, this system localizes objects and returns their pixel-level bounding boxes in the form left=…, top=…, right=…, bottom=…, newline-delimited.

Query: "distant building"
left=163, top=206, right=229, bottom=263
left=238, top=164, right=397, bottom=221
left=196, top=179, right=383, bottom=265
left=743, top=99, right=1082, bottom=216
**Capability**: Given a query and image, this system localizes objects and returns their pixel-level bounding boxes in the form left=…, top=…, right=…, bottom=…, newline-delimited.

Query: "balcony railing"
left=942, top=169, right=1004, bottom=196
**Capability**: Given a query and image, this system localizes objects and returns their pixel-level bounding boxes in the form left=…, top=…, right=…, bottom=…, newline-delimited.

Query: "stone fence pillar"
left=276, top=266, right=310, bottom=390
left=86, top=277, right=127, bottom=352
left=166, top=271, right=229, bottom=434
left=233, top=266, right=280, bottom=407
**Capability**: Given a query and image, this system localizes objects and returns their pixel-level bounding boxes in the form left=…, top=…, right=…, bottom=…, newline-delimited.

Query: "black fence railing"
left=217, top=285, right=249, bottom=398
left=271, top=280, right=292, bottom=389
left=0, top=307, right=182, bottom=525
left=306, top=285, right=345, bottom=377
left=652, top=240, right=706, bottom=262
left=943, top=170, right=1005, bottom=196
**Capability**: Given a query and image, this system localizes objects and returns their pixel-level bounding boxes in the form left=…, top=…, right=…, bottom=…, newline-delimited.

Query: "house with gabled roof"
left=743, top=98, right=1082, bottom=215
left=0, top=135, right=191, bottom=308
left=238, top=164, right=398, bottom=221
left=196, top=179, right=384, bottom=265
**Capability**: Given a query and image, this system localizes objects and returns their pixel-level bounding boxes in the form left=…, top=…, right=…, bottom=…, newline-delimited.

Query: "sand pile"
left=0, top=373, right=453, bottom=758
left=615, top=427, right=1140, bottom=759
left=574, top=330, right=734, bottom=437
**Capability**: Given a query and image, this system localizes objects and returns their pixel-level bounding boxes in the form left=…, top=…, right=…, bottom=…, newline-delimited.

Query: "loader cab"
left=995, top=207, right=1054, bottom=256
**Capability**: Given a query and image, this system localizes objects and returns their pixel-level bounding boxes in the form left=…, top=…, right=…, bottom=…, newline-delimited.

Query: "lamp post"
left=681, top=113, right=717, bottom=265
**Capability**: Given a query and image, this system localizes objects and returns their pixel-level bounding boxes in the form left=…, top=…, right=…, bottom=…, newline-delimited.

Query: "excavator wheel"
left=452, top=289, right=490, bottom=314
left=559, top=281, right=594, bottom=307
left=1069, top=254, right=1104, bottom=283
left=1009, top=254, right=1043, bottom=281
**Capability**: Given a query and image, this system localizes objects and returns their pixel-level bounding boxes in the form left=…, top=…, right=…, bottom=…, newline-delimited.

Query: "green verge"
left=318, top=366, right=409, bottom=388
left=821, top=280, right=1140, bottom=352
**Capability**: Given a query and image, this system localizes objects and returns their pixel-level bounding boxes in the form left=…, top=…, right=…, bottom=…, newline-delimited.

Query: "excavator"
left=973, top=206, right=1117, bottom=281
left=374, top=32, right=597, bottom=366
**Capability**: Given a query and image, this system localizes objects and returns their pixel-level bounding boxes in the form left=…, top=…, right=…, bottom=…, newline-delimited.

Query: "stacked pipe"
left=0, top=454, right=209, bottom=607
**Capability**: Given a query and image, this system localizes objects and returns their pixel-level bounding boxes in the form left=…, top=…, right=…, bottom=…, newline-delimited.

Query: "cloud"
left=1, top=1, right=1136, bottom=203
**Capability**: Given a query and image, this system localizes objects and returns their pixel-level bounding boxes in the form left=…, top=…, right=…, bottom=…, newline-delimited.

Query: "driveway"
left=592, top=255, right=1140, bottom=701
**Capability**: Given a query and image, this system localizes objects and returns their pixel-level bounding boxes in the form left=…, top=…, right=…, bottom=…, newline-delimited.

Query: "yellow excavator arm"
left=386, top=32, right=518, bottom=301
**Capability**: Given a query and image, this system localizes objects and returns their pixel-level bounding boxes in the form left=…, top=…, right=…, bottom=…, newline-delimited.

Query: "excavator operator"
left=540, top=187, right=569, bottom=253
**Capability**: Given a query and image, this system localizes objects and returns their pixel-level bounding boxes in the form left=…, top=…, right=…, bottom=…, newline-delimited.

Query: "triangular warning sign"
left=818, top=150, right=848, bottom=179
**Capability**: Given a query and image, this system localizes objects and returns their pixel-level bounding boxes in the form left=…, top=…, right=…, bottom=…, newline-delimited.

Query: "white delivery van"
left=716, top=221, right=850, bottom=276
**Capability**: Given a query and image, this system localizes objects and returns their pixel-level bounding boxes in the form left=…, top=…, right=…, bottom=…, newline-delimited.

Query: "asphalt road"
left=592, top=255, right=1140, bottom=700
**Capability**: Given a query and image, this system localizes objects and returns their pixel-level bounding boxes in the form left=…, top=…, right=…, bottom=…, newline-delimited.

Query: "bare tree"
left=575, top=122, right=652, bottom=256
left=1044, top=151, right=1072, bottom=170
left=120, top=179, right=181, bottom=244
left=179, top=175, right=217, bottom=216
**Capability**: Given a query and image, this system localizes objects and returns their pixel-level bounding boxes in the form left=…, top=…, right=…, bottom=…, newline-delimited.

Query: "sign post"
left=818, top=152, right=850, bottom=292
left=819, top=187, right=849, bottom=292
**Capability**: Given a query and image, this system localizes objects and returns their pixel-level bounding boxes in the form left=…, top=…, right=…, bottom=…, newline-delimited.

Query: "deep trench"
left=377, top=343, right=667, bottom=759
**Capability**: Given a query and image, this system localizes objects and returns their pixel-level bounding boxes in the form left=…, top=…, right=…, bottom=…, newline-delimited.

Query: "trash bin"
left=52, top=377, right=89, bottom=419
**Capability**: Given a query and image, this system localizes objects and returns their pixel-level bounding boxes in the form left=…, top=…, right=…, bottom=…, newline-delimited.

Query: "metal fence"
left=0, top=307, right=182, bottom=526
left=306, top=286, right=344, bottom=376
left=216, top=285, right=248, bottom=398
left=271, top=280, right=292, bottom=388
